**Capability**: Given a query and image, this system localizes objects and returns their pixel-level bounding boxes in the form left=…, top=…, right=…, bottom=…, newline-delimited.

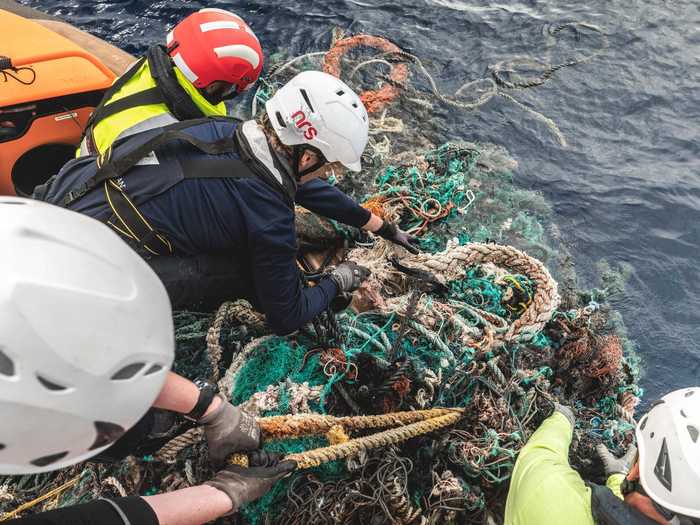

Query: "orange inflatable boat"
left=0, top=7, right=131, bottom=196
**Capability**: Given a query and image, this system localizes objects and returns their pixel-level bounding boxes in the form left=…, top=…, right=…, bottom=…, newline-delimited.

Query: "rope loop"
left=324, top=34, right=409, bottom=114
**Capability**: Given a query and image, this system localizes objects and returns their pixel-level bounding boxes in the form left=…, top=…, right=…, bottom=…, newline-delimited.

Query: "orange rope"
left=324, top=34, right=409, bottom=114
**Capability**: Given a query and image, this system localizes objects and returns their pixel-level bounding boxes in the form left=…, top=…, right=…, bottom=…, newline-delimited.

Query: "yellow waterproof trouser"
left=504, top=412, right=624, bottom=525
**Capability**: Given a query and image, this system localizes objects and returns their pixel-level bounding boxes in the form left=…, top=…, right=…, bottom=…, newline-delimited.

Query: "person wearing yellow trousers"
left=77, top=7, right=264, bottom=157
left=505, top=391, right=700, bottom=525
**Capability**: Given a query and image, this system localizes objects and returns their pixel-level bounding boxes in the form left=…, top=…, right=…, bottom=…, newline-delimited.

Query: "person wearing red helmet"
left=77, top=8, right=263, bottom=158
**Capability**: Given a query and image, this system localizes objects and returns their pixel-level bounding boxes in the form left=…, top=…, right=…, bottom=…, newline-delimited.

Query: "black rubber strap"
left=185, top=381, right=216, bottom=421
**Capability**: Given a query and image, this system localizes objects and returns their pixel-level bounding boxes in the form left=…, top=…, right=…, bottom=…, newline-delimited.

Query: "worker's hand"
left=375, top=221, right=420, bottom=254
left=553, top=402, right=576, bottom=429
left=596, top=443, right=637, bottom=477
left=199, top=395, right=260, bottom=468
left=204, top=456, right=297, bottom=513
left=330, top=262, right=371, bottom=293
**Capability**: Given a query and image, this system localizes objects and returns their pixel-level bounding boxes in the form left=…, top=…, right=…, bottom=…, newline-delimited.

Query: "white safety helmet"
left=265, top=70, right=369, bottom=173
left=0, top=198, right=174, bottom=474
left=636, top=387, right=700, bottom=519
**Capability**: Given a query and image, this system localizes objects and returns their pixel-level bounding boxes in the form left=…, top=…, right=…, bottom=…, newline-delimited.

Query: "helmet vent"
left=300, top=89, right=315, bottom=112
left=640, top=416, right=648, bottom=430
left=685, top=390, right=695, bottom=398
left=36, top=375, right=69, bottom=392
left=336, top=89, right=345, bottom=96
left=144, top=364, right=164, bottom=375
left=0, top=348, right=15, bottom=377
left=654, top=438, right=673, bottom=491
left=275, top=112, right=287, bottom=128
left=688, top=426, right=699, bottom=443
left=89, top=421, right=126, bottom=450
left=31, top=451, right=69, bottom=467
left=111, top=363, right=145, bottom=381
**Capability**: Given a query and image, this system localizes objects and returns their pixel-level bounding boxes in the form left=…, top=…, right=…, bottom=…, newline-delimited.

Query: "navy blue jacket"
left=139, top=175, right=369, bottom=334
left=37, top=118, right=370, bottom=334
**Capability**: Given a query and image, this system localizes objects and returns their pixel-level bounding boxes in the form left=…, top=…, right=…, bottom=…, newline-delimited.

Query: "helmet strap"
left=166, top=41, right=179, bottom=54
left=293, top=145, right=327, bottom=180
left=220, top=89, right=240, bottom=102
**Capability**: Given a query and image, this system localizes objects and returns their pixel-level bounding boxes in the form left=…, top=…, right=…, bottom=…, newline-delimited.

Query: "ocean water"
left=21, top=0, right=700, bottom=406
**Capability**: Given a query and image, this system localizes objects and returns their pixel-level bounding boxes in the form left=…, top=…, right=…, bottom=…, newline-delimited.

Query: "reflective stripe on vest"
left=80, top=112, right=179, bottom=156
left=80, top=46, right=226, bottom=157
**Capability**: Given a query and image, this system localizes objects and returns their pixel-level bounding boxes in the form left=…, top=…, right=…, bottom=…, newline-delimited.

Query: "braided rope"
left=156, top=409, right=461, bottom=464
left=258, top=408, right=460, bottom=440
left=206, top=300, right=266, bottom=382
left=155, top=428, right=204, bottom=462
left=399, top=243, right=560, bottom=342
left=285, top=411, right=463, bottom=469
left=205, top=302, right=235, bottom=381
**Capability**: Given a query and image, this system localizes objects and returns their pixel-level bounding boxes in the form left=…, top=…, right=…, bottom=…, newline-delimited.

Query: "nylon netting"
left=0, top=24, right=641, bottom=525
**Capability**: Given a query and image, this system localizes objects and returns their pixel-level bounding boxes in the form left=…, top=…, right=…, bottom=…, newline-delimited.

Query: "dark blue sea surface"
left=22, top=0, right=700, bottom=405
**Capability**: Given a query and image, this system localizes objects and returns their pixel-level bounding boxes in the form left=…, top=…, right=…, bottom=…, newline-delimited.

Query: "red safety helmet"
left=166, top=8, right=263, bottom=93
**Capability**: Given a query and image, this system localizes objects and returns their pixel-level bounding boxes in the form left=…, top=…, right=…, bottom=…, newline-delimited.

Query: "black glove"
left=330, top=262, right=370, bottom=293
left=205, top=457, right=297, bottom=513
left=375, top=221, right=420, bottom=254
left=199, top=395, right=261, bottom=468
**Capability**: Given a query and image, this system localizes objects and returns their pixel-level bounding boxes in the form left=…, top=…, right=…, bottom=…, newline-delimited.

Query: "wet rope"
left=0, top=477, right=79, bottom=522
left=271, top=24, right=607, bottom=146
left=158, top=408, right=462, bottom=465
left=229, top=409, right=464, bottom=470
left=284, top=411, right=463, bottom=469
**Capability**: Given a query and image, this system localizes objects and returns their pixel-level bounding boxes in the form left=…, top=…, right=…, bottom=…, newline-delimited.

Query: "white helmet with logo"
left=0, top=198, right=174, bottom=474
left=636, top=387, right=700, bottom=519
left=265, top=70, right=369, bottom=173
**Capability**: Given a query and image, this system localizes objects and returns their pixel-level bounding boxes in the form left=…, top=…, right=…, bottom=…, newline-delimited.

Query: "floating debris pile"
left=0, top=26, right=640, bottom=525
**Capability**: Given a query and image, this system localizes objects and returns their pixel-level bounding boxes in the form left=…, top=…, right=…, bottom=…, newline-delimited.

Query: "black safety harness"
left=39, top=118, right=296, bottom=257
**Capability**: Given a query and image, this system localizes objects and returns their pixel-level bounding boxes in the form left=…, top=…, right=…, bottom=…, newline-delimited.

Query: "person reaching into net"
left=505, top=389, right=700, bottom=525
left=0, top=198, right=294, bottom=525
left=35, top=71, right=419, bottom=335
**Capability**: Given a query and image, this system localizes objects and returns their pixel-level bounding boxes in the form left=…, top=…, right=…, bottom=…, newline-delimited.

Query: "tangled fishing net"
left=1, top=23, right=641, bottom=525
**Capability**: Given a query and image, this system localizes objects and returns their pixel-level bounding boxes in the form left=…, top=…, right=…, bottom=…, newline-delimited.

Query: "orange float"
left=0, top=9, right=116, bottom=195
left=323, top=34, right=408, bottom=114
